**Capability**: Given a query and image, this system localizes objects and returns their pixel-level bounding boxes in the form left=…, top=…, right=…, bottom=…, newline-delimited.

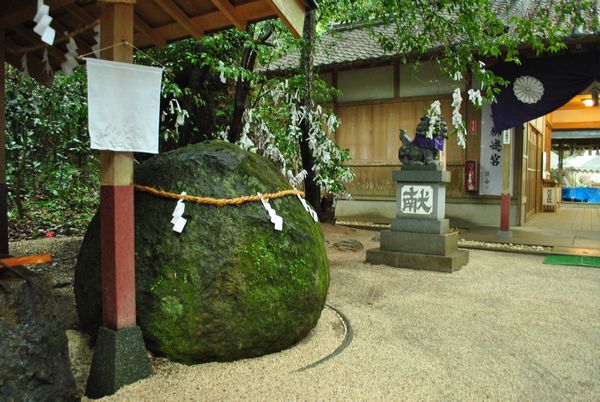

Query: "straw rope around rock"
left=134, top=184, right=305, bottom=207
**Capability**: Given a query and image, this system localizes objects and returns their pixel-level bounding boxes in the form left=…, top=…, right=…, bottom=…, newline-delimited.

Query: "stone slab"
left=86, top=326, right=150, bottom=399
left=380, top=230, right=458, bottom=256
left=396, top=183, right=445, bottom=220
left=391, top=218, right=450, bottom=234
left=400, top=165, right=444, bottom=171
left=365, top=247, right=469, bottom=273
left=393, top=170, right=451, bottom=183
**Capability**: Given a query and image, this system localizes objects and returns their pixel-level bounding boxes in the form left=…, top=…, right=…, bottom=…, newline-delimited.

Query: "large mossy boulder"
left=75, top=142, right=329, bottom=364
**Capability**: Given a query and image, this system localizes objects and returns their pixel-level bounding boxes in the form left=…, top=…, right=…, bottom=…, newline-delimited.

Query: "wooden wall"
left=334, top=95, right=481, bottom=199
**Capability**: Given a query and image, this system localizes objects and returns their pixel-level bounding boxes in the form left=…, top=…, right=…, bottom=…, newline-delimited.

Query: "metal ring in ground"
left=296, top=304, right=353, bottom=372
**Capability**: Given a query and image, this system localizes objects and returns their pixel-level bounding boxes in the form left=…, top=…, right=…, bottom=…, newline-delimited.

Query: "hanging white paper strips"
left=21, top=54, right=28, bottom=75
left=86, top=58, right=163, bottom=154
left=92, top=25, right=101, bottom=59
left=42, top=48, right=53, bottom=77
left=61, top=37, right=79, bottom=75
left=33, top=0, right=56, bottom=45
left=171, top=192, right=187, bottom=233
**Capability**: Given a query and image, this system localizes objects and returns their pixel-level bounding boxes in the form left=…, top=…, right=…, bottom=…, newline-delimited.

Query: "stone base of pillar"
left=366, top=168, right=469, bottom=273
left=86, top=326, right=150, bottom=399
left=366, top=248, right=469, bottom=273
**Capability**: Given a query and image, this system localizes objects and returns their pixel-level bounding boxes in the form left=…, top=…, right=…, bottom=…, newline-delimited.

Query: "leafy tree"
left=5, top=66, right=97, bottom=237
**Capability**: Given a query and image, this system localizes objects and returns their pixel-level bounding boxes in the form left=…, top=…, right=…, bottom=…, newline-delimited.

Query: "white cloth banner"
left=86, top=58, right=163, bottom=153
left=479, top=104, right=514, bottom=196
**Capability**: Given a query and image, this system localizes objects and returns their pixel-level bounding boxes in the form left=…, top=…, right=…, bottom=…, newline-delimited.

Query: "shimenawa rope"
left=134, top=184, right=304, bottom=207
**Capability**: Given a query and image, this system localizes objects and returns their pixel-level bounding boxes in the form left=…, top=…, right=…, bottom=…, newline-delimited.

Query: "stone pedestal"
left=366, top=169, right=469, bottom=273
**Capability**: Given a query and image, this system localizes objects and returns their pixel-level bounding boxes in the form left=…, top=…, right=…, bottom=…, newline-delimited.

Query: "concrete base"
left=391, top=218, right=449, bottom=234
left=366, top=248, right=469, bottom=273
left=86, top=326, right=150, bottom=399
left=380, top=230, right=458, bottom=255
left=496, top=230, right=513, bottom=238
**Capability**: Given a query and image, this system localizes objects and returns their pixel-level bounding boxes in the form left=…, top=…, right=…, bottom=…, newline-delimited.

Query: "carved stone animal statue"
left=398, top=115, right=448, bottom=167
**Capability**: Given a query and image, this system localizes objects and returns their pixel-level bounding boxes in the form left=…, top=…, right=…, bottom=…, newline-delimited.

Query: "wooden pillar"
left=0, top=31, right=8, bottom=256
left=86, top=0, right=149, bottom=397
left=99, top=0, right=136, bottom=330
left=499, top=129, right=512, bottom=235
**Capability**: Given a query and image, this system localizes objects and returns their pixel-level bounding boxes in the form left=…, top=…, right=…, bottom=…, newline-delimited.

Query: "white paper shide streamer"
left=21, top=54, right=28, bottom=75
left=42, top=48, right=52, bottom=77
left=61, top=37, right=79, bottom=75
left=33, top=0, right=56, bottom=45
left=296, top=194, right=319, bottom=222
left=171, top=192, right=187, bottom=233
left=259, top=193, right=283, bottom=231
left=86, top=58, right=163, bottom=153
left=92, top=25, right=101, bottom=59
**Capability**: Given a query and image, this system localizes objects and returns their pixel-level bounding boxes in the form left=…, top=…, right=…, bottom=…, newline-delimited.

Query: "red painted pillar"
left=86, top=2, right=149, bottom=398
left=98, top=2, right=136, bottom=330
left=100, top=184, right=136, bottom=328
left=0, top=31, right=9, bottom=256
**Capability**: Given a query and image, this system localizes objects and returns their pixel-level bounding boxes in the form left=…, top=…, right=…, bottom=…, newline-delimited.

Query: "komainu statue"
left=398, top=115, right=448, bottom=167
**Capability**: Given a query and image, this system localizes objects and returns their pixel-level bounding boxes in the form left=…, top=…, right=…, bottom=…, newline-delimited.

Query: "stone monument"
left=366, top=116, right=469, bottom=272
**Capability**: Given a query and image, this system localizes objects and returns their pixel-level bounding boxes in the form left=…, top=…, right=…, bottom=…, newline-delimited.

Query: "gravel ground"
left=95, top=225, right=600, bottom=401
left=8, top=227, right=600, bottom=401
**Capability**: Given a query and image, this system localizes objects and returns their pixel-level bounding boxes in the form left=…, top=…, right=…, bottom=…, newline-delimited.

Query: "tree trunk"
left=299, top=9, right=322, bottom=217
left=228, top=24, right=274, bottom=143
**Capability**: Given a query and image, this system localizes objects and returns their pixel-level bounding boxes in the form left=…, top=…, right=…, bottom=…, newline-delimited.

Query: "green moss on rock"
left=74, top=142, right=329, bottom=364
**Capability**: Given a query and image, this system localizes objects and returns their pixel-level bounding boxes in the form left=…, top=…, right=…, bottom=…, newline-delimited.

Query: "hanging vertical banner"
left=86, top=58, right=163, bottom=153
left=479, top=104, right=514, bottom=196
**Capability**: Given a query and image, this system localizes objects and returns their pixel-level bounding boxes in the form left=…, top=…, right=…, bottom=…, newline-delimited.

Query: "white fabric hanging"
left=86, top=58, right=163, bottom=154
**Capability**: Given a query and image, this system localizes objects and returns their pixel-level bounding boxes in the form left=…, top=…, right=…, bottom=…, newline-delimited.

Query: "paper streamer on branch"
left=296, top=194, right=319, bottom=222
left=259, top=193, right=283, bottom=231
left=86, top=58, right=163, bottom=153
left=33, top=0, right=55, bottom=45
left=171, top=192, right=187, bottom=233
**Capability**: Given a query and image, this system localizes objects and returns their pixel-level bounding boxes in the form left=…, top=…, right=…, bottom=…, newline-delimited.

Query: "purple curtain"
left=491, top=51, right=599, bottom=132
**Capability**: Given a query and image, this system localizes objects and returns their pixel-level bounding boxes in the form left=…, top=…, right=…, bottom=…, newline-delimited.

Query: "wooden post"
left=0, top=31, right=8, bottom=256
left=99, top=0, right=136, bottom=331
left=86, top=0, right=149, bottom=397
left=499, top=129, right=512, bottom=236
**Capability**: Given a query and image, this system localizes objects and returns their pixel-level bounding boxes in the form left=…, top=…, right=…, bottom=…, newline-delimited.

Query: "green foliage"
left=5, top=66, right=97, bottom=238
left=315, top=0, right=596, bottom=102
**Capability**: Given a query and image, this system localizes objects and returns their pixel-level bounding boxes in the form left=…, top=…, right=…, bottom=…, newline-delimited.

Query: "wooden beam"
left=153, top=0, right=203, bottom=39
left=64, top=3, right=96, bottom=24
left=134, top=14, right=166, bottom=48
left=50, top=19, right=95, bottom=57
left=135, top=1, right=275, bottom=47
left=10, top=26, right=65, bottom=63
left=210, top=0, right=246, bottom=31
left=264, top=0, right=305, bottom=38
left=551, top=121, right=600, bottom=130
left=0, top=0, right=77, bottom=30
